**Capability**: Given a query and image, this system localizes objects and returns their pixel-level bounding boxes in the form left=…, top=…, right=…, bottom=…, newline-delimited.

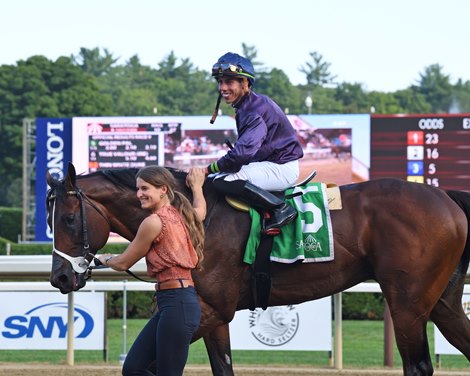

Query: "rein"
left=202, top=188, right=220, bottom=232
left=49, top=186, right=155, bottom=283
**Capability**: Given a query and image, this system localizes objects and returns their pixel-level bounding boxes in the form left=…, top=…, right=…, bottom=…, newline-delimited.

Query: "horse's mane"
left=75, top=167, right=189, bottom=191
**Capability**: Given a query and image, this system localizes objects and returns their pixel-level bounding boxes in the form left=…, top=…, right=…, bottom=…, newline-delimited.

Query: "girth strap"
left=250, top=232, right=274, bottom=310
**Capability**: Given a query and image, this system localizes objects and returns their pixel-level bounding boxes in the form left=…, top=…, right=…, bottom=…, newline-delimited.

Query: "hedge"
left=0, top=207, right=22, bottom=242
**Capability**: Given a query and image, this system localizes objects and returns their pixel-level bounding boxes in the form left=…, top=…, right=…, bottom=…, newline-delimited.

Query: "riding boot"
left=212, top=179, right=297, bottom=232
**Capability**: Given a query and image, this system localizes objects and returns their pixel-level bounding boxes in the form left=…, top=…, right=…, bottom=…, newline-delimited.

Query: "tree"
left=241, top=43, right=265, bottom=74
left=334, top=82, right=369, bottom=113
left=0, top=56, right=114, bottom=206
left=157, top=51, right=197, bottom=81
left=450, top=79, right=470, bottom=113
left=72, top=47, right=119, bottom=77
left=413, top=64, right=452, bottom=113
left=394, top=88, right=432, bottom=114
left=155, top=52, right=214, bottom=115
left=368, top=91, right=405, bottom=114
left=299, top=51, right=337, bottom=87
left=0, top=123, right=22, bottom=206
left=255, top=68, right=299, bottom=113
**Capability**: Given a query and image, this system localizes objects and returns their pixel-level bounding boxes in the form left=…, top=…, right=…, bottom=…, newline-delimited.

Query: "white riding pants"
left=213, top=160, right=299, bottom=191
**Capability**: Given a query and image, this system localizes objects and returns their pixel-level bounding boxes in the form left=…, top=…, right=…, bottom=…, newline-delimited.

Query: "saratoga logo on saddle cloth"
left=244, top=182, right=334, bottom=264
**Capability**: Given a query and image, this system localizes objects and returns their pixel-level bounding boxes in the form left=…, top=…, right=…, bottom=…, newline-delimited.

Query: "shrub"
left=0, top=207, right=22, bottom=242
left=342, top=292, right=385, bottom=320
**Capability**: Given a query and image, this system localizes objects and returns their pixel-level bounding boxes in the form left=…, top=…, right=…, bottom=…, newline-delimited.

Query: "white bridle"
left=50, top=189, right=107, bottom=274
left=51, top=200, right=92, bottom=274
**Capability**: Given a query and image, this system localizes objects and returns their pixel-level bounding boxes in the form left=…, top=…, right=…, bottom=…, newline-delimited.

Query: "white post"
left=305, top=95, right=313, bottom=115
left=119, top=280, right=128, bottom=365
left=334, top=293, right=343, bottom=370
left=67, top=292, right=74, bottom=366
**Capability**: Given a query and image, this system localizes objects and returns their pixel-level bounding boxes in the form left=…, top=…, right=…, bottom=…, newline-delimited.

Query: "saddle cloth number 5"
left=291, top=184, right=323, bottom=234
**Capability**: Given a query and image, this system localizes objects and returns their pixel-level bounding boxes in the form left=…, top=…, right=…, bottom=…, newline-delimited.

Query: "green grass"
left=0, top=320, right=468, bottom=370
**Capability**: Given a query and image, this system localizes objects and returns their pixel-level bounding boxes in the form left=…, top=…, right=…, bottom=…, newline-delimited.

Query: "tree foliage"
left=413, top=64, right=453, bottom=113
left=299, top=51, right=337, bottom=87
left=72, top=47, right=119, bottom=77
left=0, top=46, right=469, bottom=206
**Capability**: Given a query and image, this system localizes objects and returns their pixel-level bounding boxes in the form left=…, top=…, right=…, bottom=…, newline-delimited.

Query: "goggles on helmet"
left=211, top=62, right=255, bottom=81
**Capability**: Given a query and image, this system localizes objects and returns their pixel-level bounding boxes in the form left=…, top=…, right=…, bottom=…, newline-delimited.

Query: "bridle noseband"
left=48, top=187, right=110, bottom=275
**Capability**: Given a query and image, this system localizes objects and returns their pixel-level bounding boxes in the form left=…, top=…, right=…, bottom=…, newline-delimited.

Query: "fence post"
left=67, top=292, right=74, bottom=366
left=384, top=300, right=394, bottom=367
left=119, top=280, right=128, bottom=365
left=334, top=293, right=343, bottom=370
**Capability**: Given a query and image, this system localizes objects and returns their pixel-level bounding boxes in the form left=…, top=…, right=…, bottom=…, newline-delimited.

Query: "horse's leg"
left=192, top=300, right=235, bottom=376
left=381, top=285, right=434, bottom=376
left=203, top=323, right=234, bottom=376
left=430, top=271, right=470, bottom=360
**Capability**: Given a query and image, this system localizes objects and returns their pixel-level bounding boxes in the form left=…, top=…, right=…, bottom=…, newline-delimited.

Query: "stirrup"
left=263, top=228, right=281, bottom=236
left=261, top=208, right=296, bottom=236
left=261, top=212, right=282, bottom=236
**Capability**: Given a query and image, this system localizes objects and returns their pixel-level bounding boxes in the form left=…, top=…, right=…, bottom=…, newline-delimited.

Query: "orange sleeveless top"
left=145, top=205, right=198, bottom=283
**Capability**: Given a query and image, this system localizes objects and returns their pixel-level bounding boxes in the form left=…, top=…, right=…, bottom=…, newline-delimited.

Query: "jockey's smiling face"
left=217, top=77, right=250, bottom=105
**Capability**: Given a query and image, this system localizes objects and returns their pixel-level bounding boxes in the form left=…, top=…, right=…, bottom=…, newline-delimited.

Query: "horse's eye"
left=63, top=214, right=76, bottom=227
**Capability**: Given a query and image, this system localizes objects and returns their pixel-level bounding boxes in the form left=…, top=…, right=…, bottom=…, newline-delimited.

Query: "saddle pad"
left=244, top=182, right=334, bottom=264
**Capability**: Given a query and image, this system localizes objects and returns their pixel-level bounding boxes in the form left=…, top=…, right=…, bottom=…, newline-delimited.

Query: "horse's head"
left=47, top=162, right=111, bottom=294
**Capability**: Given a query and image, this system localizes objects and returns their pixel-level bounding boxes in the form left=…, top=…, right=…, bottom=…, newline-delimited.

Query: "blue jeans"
left=122, top=287, right=201, bottom=376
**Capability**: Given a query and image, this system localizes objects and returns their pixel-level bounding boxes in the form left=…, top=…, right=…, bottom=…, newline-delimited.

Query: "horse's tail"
left=446, top=190, right=470, bottom=277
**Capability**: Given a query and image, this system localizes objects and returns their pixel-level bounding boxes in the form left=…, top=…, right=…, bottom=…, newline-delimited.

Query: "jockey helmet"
left=211, top=52, right=255, bottom=86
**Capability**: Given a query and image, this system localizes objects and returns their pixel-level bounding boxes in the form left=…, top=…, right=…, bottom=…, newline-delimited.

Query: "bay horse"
left=46, top=162, right=470, bottom=376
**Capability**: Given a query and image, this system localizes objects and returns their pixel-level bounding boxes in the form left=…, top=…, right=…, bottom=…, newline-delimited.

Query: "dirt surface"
left=298, top=157, right=357, bottom=187
left=0, top=364, right=469, bottom=376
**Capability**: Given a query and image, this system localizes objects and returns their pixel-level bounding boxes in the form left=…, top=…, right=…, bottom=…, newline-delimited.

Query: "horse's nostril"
left=50, top=272, right=68, bottom=288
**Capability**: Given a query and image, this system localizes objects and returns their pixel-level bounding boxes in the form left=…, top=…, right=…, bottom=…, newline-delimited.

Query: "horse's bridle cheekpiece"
left=49, top=187, right=110, bottom=275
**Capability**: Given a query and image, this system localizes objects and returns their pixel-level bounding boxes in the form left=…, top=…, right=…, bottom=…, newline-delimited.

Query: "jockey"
left=207, top=52, right=304, bottom=233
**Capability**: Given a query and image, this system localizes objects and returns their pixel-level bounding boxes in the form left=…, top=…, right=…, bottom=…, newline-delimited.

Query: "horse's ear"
left=64, top=162, right=77, bottom=189
left=46, top=170, right=55, bottom=187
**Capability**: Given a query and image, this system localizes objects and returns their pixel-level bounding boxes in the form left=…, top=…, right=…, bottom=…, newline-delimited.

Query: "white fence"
left=1, top=255, right=469, bottom=369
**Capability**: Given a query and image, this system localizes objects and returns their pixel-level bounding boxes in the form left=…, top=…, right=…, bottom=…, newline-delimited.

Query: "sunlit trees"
left=1, top=46, right=470, bottom=206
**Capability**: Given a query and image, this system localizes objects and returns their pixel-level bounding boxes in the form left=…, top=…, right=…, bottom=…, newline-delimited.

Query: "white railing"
left=0, top=255, right=147, bottom=280
left=1, top=255, right=469, bottom=369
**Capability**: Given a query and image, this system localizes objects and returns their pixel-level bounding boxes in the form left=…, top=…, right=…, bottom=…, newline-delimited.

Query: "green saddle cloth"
left=244, top=182, right=334, bottom=264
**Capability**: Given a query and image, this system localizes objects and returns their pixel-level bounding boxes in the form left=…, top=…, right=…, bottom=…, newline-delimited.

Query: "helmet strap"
left=210, top=93, right=222, bottom=124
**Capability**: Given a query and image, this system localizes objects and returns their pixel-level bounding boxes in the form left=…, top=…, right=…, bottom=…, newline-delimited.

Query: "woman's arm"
left=186, top=167, right=207, bottom=221
left=98, top=214, right=162, bottom=271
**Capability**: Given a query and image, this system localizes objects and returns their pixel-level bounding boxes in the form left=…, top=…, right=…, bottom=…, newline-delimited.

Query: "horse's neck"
left=112, top=198, right=146, bottom=240
left=88, top=187, right=145, bottom=241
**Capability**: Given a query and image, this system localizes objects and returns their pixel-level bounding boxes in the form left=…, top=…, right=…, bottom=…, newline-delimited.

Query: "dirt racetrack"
left=0, top=364, right=469, bottom=376
left=298, top=156, right=358, bottom=187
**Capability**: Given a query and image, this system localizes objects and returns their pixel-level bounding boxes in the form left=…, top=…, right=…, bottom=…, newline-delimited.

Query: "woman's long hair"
left=136, top=166, right=204, bottom=268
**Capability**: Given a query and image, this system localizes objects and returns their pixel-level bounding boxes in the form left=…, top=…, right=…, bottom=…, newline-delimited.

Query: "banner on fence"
left=0, top=291, right=104, bottom=350
left=229, top=297, right=331, bottom=351
left=434, top=293, right=470, bottom=355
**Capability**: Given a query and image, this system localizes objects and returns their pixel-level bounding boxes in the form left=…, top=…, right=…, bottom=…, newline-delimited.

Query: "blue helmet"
left=211, top=52, right=255, bottom=86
